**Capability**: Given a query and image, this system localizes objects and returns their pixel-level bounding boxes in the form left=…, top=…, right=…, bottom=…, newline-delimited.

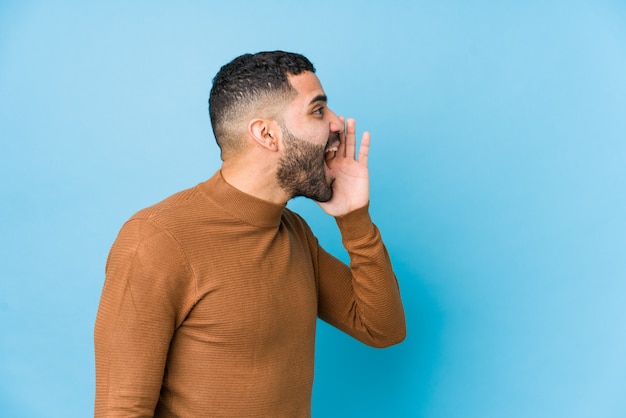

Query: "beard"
left=276, top=125, right=338, bottom=202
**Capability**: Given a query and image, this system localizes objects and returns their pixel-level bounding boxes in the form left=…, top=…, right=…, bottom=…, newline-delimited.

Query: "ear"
left=248, top=118, right=280, bottom=152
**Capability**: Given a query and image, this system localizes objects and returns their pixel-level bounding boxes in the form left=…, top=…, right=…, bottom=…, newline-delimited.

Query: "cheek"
left=312, top=126, right=331, bottom=145
left=298, top=130, right=327, bottom=146
left=284, top=117, right=329, bottom=146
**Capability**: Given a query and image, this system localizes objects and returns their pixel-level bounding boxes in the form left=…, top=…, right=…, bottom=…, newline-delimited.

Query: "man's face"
left=276, top=72, right=343, bottom=202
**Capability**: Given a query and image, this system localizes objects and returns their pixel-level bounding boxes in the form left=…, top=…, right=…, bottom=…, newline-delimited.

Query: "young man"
left=94, top=51, right=405, bottom=417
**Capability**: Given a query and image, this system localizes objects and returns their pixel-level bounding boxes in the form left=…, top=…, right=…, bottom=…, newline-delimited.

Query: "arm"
left=316, top=205, right=406, bottom=347
left=94, top=219, right=196, bottom=417
left=316, top=118, right=405, bottom=346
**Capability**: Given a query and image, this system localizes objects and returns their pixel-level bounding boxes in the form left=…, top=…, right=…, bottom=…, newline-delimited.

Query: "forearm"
left=318, top=205, right=406, bottom=347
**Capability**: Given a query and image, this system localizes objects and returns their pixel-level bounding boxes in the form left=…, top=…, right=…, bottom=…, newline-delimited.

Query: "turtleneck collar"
left=198, top=170, right=286, bottom=228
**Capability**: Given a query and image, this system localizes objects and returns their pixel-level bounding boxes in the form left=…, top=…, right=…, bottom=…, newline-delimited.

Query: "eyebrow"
left=309, top=94, right=328, bottom=106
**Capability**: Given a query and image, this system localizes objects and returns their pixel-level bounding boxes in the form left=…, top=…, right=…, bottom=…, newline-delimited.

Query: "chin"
left=314, top=192, right=333, bottom=203
left=315, top=181, right=334, bottom=202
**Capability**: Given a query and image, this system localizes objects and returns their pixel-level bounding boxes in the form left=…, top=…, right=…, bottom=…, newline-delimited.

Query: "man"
left=94, top=51, right=405, bottom=417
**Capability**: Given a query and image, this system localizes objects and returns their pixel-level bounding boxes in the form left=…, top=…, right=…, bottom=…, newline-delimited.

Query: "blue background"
left=1, top=1, right=625, bottom=417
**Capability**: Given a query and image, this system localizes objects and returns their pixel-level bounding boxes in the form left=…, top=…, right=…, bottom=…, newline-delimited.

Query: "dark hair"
left=208, top=51, right=315, bottom=157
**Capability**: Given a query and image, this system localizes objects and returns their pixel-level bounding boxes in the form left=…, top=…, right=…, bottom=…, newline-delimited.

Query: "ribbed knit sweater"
left=94, top=170, right=405, bottom=417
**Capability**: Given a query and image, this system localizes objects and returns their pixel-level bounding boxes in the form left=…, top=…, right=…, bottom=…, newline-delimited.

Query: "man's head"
left=209, top=51, right=315, bottom=160
left=209, top=51, right=343, bottom=202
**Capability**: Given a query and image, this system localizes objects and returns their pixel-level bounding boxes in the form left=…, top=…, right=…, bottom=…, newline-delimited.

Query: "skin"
left=275, top=122, right=339, bottom=203
left=220, top=71, right=371, bottom=217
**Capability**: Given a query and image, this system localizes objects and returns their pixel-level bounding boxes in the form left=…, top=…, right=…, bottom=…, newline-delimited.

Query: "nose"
left=327, top=108, right=344, bottom=134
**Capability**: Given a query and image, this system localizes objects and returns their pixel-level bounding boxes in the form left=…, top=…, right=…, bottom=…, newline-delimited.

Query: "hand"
left=318, top=117, right=370, bottom=217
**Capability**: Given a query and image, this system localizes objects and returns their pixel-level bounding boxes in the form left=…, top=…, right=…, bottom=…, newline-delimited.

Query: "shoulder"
left=280, top=207, right=320, bottom=249
left=130, top=184, right=205, bottom=223
left=110, top=184, right=208, bottom=260
left=281, top=207, right=311, bottom=230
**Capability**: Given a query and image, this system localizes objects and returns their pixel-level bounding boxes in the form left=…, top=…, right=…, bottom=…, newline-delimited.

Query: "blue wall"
left=1, top=1, right=625, bottom=416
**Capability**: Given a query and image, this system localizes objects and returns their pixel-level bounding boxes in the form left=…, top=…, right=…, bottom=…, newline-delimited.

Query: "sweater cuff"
left=334, top=203, right=374, bottom=241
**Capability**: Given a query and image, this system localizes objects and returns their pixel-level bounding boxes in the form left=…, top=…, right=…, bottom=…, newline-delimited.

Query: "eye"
left=313, top=107, right=324, bottom=116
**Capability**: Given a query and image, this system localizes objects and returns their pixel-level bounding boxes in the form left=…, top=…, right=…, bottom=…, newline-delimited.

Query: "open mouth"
left=324, top=143, right=338, bottom=172
left=324, top=139, right=339, bottom=159
left=324, top=143, right=339, bottom=164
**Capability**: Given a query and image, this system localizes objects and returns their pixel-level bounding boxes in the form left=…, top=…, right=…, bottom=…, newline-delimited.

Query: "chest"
left=178, top=224, right=318, bottom=347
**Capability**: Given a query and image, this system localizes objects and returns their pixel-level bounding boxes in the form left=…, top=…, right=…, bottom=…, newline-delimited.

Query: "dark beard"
left=276, top=127, right=335, bottom=202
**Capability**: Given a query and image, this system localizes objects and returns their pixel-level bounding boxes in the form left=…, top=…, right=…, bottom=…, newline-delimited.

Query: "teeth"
left=325, top=147, right=338, bottom=152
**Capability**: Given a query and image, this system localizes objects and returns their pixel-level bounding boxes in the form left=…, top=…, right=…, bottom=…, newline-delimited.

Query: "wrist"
left=334, top=203, right=373, bottom=240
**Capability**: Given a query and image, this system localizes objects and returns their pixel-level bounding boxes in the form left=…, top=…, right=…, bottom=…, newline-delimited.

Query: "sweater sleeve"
left=316, top=205, right=406, bottom=348
left=94, top=218, right=197, bottom=417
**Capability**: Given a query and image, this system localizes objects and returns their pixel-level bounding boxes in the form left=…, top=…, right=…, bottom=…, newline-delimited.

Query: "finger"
left=337, top=116, right=346, bottom=157
left=358, top=131, right=370, bottom=166
left=345, top=118, right=356, bottom=159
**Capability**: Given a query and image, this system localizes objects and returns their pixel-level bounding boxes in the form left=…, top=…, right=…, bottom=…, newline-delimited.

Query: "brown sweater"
left=94, top=171, right=405, bottom=417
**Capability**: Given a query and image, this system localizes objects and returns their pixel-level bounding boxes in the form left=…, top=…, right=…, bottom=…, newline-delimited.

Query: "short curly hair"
left=208, top=51, right=315, bottom=159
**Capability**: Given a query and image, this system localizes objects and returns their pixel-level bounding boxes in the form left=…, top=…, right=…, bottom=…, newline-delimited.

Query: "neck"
left=220, top=155, right=290, bottom=206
